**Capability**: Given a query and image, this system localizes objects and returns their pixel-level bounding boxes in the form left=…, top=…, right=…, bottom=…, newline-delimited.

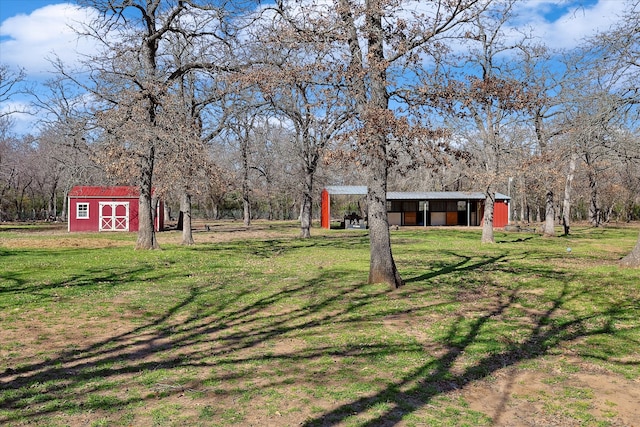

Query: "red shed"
left=68, top=186, right=164, bottom=232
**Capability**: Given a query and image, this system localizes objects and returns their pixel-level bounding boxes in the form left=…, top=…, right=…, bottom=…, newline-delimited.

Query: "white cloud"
left=0, top=3, right=98, bottom=77
left=510, top=0, right=627, bottom=49
left=1, top=100, right=37, bottom=136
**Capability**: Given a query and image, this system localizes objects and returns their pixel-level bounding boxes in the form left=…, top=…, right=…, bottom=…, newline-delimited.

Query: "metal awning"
left=324, top=186, right=368, bottom=195
left=324, top=186, right=509, bottom=200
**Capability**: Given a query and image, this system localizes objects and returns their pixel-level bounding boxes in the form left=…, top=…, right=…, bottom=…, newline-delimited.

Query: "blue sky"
left=0, top=0, right=628, bottom=134
left=1, top=0, right=623, bottom=76
left=0, top=0, right=54, bottom=19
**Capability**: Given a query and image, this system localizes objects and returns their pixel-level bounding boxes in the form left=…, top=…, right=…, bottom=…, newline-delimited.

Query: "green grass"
left=0, top=221, right=639, bottom=426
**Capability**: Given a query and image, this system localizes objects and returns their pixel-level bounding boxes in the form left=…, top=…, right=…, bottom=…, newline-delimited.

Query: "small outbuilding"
left=320, top=186, right=510, bottom=229
left=68, top=186, right=164, bottom=232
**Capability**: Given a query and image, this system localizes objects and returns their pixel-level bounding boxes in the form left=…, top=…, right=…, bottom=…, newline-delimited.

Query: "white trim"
left=76, top=202, right=89, bottom=219
left=99, top=202, right=129, bottom=231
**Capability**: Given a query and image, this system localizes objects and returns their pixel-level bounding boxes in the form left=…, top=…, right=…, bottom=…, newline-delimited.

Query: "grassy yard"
left=0, top=222, right=639, bottom=426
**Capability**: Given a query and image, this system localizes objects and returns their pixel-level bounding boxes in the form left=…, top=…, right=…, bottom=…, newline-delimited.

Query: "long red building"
left=321, top=186, right=510, bottom=229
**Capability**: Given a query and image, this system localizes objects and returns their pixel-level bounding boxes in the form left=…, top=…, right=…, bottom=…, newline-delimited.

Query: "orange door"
left=446, top=211, right=458, bottom=226
left=404, top=211, right=417, bottom=225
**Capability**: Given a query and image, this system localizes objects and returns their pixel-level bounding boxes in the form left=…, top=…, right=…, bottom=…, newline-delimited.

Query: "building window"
left=402, top=201, right=418, bottom=211
left=430, top=201, right=446, bottom=212
left=387, top=200, right=403, bottom=212
left=77, top=203, right=89, bottom=219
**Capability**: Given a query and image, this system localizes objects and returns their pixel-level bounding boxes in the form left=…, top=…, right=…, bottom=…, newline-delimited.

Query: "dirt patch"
left=381, top=312, right=640, bottom=427
left=463, top=359, right=640, bottom=427
left=0, top=220, right=301, bottom=249
left=0, top=236, right=133, bottom=249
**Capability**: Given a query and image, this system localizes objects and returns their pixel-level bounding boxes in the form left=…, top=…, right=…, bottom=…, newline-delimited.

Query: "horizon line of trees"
left=1, top=135, right=639, bottom=227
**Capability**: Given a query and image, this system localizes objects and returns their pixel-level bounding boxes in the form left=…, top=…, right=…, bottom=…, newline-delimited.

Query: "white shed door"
left=99, top=202, right=129, bottom=231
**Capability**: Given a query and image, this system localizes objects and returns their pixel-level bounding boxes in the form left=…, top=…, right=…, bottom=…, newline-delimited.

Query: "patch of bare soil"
left=1, top=236, right=134, bottom=249
left=381, top=313, right=640, bottom=427
left=0, top=220, right=301, bottom=249
left=159, top=219, right=302, bottom=244
left=463, top=359, right=640, bottom=427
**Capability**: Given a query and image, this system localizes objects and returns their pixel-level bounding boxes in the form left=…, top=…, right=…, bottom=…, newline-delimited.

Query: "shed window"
left=77, top=203, right=89, bottom=219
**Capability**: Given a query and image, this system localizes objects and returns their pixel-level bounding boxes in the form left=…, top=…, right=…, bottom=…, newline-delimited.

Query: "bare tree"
left=517, top=45, right=569, bottom=237
left=297, top=0, right=487, bottom=287
left=431, top=3, right=527, bottom=243
left=0, top=64, right=26, bottom=119
left=60, top=0, right=239, bottom=249
left=249, top=29, right=352, bottom=236
left=597, top=0, right=640, bottom=266
left=0, top=132, right=20, bottom=220
left=221, top=97, right=262, bottom=227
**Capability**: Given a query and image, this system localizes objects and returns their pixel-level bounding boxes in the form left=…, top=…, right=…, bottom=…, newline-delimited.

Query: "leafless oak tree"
left=327, top=0, right=487, bottom=286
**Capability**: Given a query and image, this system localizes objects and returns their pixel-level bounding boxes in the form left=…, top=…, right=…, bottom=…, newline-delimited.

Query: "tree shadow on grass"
left=301, top=281, right=636, bottom=426
left=0, top=265, right=385, bottom=422
left=404, top=251, right=508, bottom=283
left=0, top=242, right=637, bottom=425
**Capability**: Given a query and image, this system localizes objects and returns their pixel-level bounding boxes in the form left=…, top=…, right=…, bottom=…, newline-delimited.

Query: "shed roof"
left=387, top=191, right=510, bottom=200
left=324, top=185, right=368, bottom=195
left=69, top=186, right=140, bottom=198
left=324, top=186, right=509, bottom=200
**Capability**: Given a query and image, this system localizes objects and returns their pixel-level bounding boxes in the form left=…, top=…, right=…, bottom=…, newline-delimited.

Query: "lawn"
left=0, top=221, right=639, bottom=426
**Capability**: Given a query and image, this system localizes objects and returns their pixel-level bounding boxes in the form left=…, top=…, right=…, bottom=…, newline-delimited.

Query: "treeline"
left=1, top=0, right=639, bottom=235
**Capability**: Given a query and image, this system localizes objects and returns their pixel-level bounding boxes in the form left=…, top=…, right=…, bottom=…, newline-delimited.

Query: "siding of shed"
left=68, top=186, right=163, bottom=232
left=68, top=196, right=141, bottom=232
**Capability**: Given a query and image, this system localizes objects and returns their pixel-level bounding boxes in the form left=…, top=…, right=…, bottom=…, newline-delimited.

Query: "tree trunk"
left=562, top=153, right=577, bottom=235
left=135, top=146, right=159, bottom=250
left=241, top=139, right=251, bottom=227
left=136, top=191, right=159, bottom=249
left=481, top=191, right=495, bottom=243
left=210, top=200, right=219, bottom=220
left=48, top=191, right=55, bottom=219
left=588, top=173, right=600, bottom=227
left=620, top=231, right=640, bottom=267
left=585, top=158, right=601, bottom=227
left=367, top=145, right=404, bottom=288
left=180, top=191, right=194, bottom=245
left=542, top=189, right=556, bottom=237
left=61, top=190, right=68, bottom=221
left=300, top=171, right=313, bottom=238
left=366, top=2, right=403, bottom=289
left=337, top=0, right=403, bottom=289
left=243, top=194, right=251, bottom=227
left=164, top=202, right=171, bottom=224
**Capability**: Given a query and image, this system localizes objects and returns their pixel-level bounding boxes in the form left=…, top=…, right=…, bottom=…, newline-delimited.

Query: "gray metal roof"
left=325, top=186, right=509, bottom=200
left=324, top=185, right=368, bottom=195
left=388, top=191, right=509, bottom=200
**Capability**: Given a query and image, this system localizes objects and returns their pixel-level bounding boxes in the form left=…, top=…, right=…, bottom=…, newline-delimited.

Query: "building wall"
left=494, top=200, right=509, bottom=228
left=68, top=197, right=140, bottom=232
left=320, top=189, right=330, bottom=229
left=320, top=189, right=510, bottom=229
